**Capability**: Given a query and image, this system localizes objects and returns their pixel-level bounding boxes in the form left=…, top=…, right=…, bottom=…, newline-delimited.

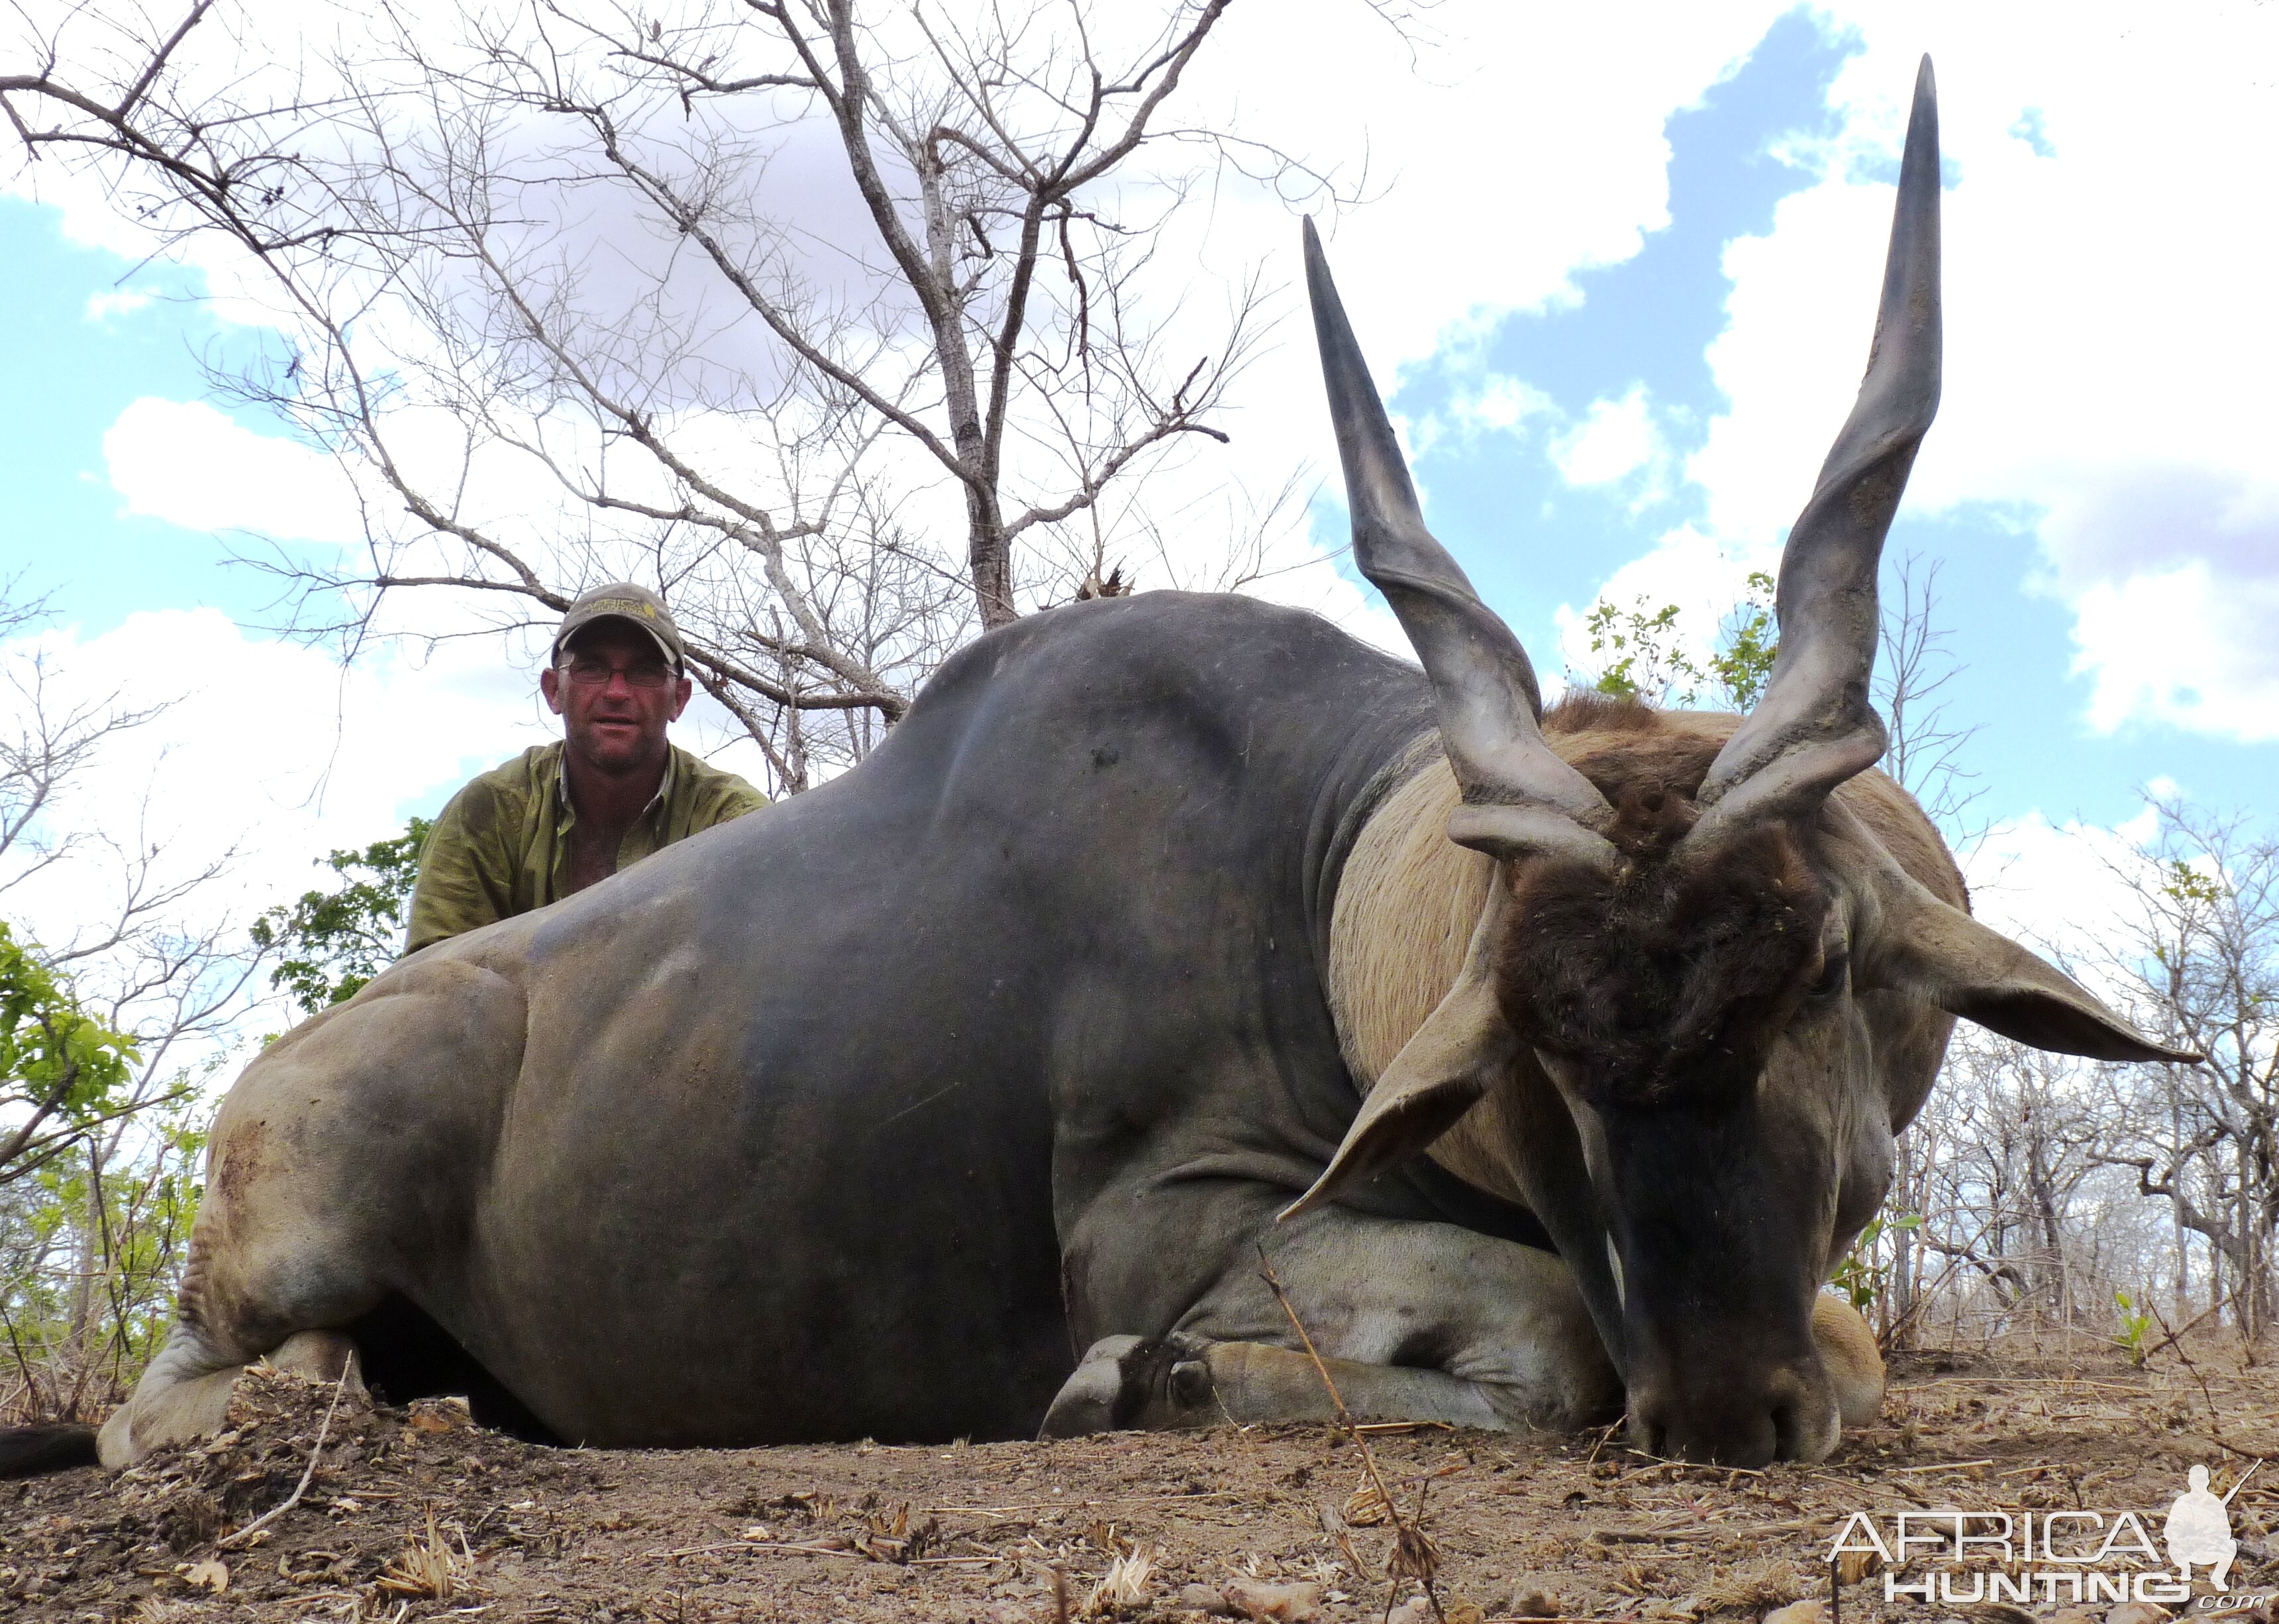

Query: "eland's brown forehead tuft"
left=1494, top=819, right=1828, bottom=1109
left=1543, top=696, right=1735, bottom=859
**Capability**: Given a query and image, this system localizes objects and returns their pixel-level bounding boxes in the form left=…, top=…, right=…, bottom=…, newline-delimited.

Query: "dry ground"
left=8, top=1333, right=2279, bottom=1623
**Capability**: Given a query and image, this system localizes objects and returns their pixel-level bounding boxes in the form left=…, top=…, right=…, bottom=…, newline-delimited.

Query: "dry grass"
left=1080, top=1547, right=1156, bottom=1615
left=1699, top=1555, right=1811, bottom=1615
left=370, top=1510, right=474, bottom=1603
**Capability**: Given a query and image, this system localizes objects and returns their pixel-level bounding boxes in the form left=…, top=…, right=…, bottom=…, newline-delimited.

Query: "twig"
left=1320, top=1498, right=1370, bottom=1578
left=1621, top=1448, right=1764, bottom=1478
left=1257, top=1248, right=1443, bottom=1624
left=217, top=1372, right=349, bottom=1549
left=2149, top=1300, right=2233, bottom=1447
left=2141, top=1300, right=2225, bottom=1364
left=1588, top=1519, right=1811, bottom=1545
left=649, top=1541, right=991, bottom=1564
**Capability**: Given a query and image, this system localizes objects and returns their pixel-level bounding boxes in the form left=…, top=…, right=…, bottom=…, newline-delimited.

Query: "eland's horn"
left=1305, top=219, right=1617, bottom=870
left=1687, top=56, right=1943, bottom=851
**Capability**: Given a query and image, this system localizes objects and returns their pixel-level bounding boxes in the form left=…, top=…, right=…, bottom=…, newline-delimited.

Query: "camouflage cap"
left=551, top=583, right=686, bottom=674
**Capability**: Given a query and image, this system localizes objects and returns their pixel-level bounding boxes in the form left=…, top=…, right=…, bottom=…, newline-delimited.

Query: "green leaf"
left=251, top=816, right=432, bottom=1016
left=1, top=921, right=142, bottom=1178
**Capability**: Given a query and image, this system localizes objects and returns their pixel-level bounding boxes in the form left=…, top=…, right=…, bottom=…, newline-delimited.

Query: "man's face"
left=539, top=621, right=693, bottom=779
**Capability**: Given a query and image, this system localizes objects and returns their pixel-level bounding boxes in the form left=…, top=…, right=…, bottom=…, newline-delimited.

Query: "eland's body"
left=1, top=56, right=2196, bottom=1481
left=107, top=592, right=1591, bottom=1458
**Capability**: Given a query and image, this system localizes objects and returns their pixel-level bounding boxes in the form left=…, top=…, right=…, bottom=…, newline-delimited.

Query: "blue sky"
left=0, top=0, right=2272, bottom=955
left=0, top=213, right=256, bottom=624
left=1368, top=8, right=2274, bottom=834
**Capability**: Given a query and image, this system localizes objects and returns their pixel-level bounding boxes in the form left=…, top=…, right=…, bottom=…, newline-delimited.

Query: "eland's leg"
left=101, top=958, right=523, bottom=1466
left=1044, top=1207, right=1619, bottom=1437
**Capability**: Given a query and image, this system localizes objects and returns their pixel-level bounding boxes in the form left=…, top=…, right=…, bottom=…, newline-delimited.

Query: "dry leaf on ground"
left=181, top=1558, right=228, bottom=1594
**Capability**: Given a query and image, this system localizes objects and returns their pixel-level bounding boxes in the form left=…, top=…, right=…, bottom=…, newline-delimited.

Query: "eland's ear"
left=1282, top=886, right=1515, bottom=1221
left=1877, top=888, right=2202, bottom=1065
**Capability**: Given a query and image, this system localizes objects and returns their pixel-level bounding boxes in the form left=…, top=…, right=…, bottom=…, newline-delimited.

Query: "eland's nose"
left=1627, top=1360, right=1839, bottom=1466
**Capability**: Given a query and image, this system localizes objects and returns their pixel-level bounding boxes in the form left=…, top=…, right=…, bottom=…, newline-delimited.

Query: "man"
left=407, top=584, right=770, bottom=954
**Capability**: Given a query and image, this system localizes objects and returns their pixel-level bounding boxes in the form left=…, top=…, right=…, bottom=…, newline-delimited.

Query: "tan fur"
left=1329, top=754, right=1492, bottom=1088
left=1326, top=756, right=1526, bottom=1201
left=1326, top=713, right=1966, bottom=1201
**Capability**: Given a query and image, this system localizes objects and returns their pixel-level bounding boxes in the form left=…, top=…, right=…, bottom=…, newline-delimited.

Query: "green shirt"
left=406, top=742, right=769, bottom=954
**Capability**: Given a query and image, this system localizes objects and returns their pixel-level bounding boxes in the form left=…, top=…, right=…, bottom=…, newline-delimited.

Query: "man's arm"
left=405, top=780, right=523, bottom=954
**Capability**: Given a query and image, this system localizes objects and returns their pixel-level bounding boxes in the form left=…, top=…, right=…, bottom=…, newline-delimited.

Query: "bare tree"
left=1908, top=1032, right=2107, bottom=1319
left=1874, top=552, right=1984, bottom=848
left=2088, top=797, right=2279, bottom=1337
left=4, top=0, right=1311, bottom=791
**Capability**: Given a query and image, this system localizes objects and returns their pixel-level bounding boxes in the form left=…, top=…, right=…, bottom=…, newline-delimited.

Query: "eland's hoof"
left=1038, top=1333, right=1225, bottom=1437
left=1039, top=1335, right=1146, bottom=1438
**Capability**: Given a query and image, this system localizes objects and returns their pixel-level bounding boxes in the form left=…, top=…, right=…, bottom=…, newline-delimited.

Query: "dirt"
left=7, top=1339, right=2279, bottom=1623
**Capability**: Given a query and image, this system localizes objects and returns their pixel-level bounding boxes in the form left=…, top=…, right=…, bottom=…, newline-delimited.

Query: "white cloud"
left=2069, top=563, right=2279, bottom=742
left=103, top=398, right=364, bottom=545
left=25, top=0, right=2273, bottom=924
left=1549, top=385, right=1665, bottom=492
left=83, top=287, right=156, bottom=322
left=1413, top=374, right=1558, bottom=460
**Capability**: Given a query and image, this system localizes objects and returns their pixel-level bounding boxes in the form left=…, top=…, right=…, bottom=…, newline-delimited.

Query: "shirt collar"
left=554, top=744, right=676, bottom=823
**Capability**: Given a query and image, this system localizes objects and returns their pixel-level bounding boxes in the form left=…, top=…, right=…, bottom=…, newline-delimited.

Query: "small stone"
left=1510, top=1589, right=1564, bottom=1620
left=1388, top=1598, right=1434, bottom=1624
left=1178, top=1582, right=1234, bottom=1615
left=1221, top=1578, right=1325, bottom=1622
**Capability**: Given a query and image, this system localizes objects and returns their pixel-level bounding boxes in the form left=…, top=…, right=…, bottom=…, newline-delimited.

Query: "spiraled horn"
left=1686, top=55, right=1943, bottom=851
left=1305, top=219, right=1617, bottom=870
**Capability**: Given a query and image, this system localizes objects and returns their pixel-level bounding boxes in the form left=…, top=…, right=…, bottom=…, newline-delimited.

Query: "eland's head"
left=1288, top=58, right=2198, bottom=1464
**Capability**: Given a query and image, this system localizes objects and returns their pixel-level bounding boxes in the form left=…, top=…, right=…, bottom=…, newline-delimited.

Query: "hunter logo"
left=1827, top=1462, right=2264, bottom=1607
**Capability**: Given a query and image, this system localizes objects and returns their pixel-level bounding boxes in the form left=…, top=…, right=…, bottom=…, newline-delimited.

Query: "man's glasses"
left=560, top=658, right=674, bottom=691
